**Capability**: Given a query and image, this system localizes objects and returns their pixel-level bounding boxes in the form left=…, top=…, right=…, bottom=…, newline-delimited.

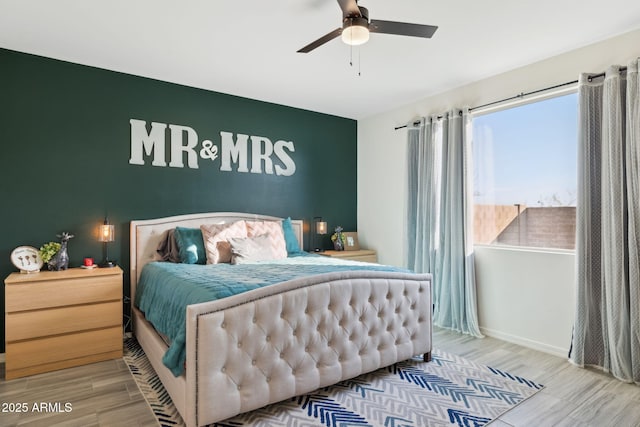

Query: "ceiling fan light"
left=341, top=23, right=369, bottom=46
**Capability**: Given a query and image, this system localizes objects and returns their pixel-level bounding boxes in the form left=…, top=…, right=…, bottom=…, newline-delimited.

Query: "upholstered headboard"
left=129, top=212, right=304, bottom=302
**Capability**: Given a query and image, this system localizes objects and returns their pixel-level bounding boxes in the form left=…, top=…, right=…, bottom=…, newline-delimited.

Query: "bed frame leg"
left=423, top=352, right=432, bottom=362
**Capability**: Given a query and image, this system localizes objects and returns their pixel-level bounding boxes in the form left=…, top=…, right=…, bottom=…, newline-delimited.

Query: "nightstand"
left=320, top=249, right=378, bottom=263
left=4, top=266, right=123, bottom=379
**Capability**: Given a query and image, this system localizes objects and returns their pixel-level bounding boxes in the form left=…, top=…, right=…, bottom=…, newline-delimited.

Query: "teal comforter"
left=134, top=253, right=409, bottom=376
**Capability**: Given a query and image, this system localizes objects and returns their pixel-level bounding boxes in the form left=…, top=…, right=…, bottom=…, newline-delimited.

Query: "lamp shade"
left=98, top=221, right=115, bottom=243
left=316, top=221, right=328, bottom=235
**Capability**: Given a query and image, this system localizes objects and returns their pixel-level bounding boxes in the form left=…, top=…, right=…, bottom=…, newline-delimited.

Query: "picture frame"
left=343, top=232, right=360, bottom=251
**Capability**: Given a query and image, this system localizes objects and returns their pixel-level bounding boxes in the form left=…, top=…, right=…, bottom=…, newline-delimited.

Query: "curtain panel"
left=570, top=59, right=640, bottom=384
left=406, top=110, right=482, bottom=337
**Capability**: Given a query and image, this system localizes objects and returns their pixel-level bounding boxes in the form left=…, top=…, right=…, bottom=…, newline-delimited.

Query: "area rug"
left=124, top=339, right=543, bottom=427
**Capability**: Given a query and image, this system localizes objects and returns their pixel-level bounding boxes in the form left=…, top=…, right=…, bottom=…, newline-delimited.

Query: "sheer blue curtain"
left=570, top=60, right=640, bottom=384
left=406, top=110, right=482, bottom=337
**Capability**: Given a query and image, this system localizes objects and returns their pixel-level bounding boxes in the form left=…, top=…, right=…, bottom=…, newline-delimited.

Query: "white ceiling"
left=2, top=0, right=640, bottom=119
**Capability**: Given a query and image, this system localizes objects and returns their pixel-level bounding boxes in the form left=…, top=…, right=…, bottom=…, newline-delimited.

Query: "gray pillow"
left=156, top=229, right=181, bottom=263
left=229, top=234, right=277, bottom=264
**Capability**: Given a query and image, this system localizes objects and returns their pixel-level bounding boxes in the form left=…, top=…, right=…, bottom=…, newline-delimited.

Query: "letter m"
left=129, top=119, right=168, bottom=166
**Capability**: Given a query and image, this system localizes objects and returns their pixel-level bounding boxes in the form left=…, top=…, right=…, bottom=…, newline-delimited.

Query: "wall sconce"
left=98, top=217, right=116, bottom=268
left=313, top=216, right=328, bottom=252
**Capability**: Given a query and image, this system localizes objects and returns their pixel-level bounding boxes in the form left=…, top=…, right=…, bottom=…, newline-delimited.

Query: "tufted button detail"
left=266, top=376, right=271, bottom=383
left=411, top=304, right=416, bottom=310
left=253, top=317, right=257, bottom=323
left=252, top=360, right=257, bottom=366
left=305, top=346, right=309, bottom=352
left=386, top=293, right=391, bottom=299
left=237, top=385, right=241, bottom=390
left=266, top=335, right=271, bottom=341
left=221, top=366, right=226, bottom=373
left=237, top=342, right=242, bottom=348
left=221, top=322, right=226, bottom=328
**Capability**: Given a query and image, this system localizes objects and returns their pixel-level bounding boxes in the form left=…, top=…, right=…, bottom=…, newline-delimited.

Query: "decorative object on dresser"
left=10, top=246, right=44, bottom=273
left=331, top=225, right=345, bottom=250
left=46, top=232, right=74, bottom=271
left=321, top=248, right=377, bottom=263
left=4, top=266, right=123, bottom=380
left=312, top=216, right=327, bottom=252
left=343, top=231, right=360, bottom=251
left=98, top=217, right=116, bottom=267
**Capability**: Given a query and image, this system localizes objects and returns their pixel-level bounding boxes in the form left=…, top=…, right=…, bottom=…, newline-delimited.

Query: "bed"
left=130, top=212, right=432, bottom=427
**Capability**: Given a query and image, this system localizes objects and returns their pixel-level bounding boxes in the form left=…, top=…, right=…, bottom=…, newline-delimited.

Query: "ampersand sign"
left=200, top=140, right=218, bottom=161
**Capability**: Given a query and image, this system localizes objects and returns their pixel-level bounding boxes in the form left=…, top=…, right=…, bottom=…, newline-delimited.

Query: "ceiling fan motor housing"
left=343, top=5, right=368, bottom=23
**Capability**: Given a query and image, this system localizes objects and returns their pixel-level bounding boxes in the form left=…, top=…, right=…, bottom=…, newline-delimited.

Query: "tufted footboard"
left=182, top=270, right=432, bottom=427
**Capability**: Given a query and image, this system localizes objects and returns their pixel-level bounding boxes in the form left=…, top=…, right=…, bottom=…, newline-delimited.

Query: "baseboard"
left=0, top=352, right=5, bottom=363
left=479, top=326, right=569, bottom=359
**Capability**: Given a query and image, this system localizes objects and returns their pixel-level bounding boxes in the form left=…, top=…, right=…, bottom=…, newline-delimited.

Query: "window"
left=471, top=92, right=578, bottom=250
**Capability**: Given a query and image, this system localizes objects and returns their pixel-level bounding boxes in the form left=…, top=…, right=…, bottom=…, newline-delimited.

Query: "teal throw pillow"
left=282, top=217, right=302, bottom=255
left=174, top=226, right=207, bottom=264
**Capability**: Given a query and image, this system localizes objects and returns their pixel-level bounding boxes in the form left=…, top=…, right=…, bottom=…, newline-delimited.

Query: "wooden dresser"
left=4, top=266, right=123, bottom=380
left=321, top=249, right=378, bottom=263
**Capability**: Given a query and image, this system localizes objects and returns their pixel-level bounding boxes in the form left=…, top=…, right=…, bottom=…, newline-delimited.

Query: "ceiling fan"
left=297, top=0, right=438, bottom=53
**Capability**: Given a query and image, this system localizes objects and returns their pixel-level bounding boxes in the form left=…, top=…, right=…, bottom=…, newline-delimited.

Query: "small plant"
left=331, top=226, right=346, bottom=243
left=39, top=242, right=61, bottom=263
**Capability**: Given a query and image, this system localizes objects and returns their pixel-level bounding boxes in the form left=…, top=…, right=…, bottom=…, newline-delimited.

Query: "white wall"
left=357, top=28, right=640, bottom=356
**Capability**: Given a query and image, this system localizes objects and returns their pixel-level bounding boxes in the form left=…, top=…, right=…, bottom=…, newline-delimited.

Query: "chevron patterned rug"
left=124, top=338, right=543, bottom=427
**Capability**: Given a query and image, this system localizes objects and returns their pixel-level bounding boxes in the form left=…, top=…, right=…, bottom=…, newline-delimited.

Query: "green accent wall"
left=0, top=48, right=357, bottom=352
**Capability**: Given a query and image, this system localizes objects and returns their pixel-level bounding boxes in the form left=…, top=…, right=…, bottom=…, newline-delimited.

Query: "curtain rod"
left=393, top=66, right=629, bottom=131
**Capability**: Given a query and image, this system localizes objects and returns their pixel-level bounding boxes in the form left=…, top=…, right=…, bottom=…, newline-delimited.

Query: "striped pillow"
left=200, top=221, right=248, bottom=264
left=245, top=220, right=287, bottom=260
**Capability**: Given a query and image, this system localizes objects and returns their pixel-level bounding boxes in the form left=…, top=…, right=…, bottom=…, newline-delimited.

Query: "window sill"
left=473, top=244, right=575, bottom=256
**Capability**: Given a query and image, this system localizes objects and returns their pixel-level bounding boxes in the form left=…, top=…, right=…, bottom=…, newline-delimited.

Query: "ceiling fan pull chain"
left=349, top=18, right=354, bottom=67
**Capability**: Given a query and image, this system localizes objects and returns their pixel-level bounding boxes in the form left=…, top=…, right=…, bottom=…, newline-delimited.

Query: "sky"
left=472, top=92, right=578, bottom=207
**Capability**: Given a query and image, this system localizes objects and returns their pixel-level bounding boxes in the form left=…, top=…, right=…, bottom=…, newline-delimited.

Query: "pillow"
left=282, top=217, right=302, bottom=255
left=173, top=227, right=206, bottom=264
left=246, top=220, right=287, bottom=259
left=201, top=221, right=248, bottom=264
left=156, top=229, right=181, bottom=263
left=229, top=234, right=278, bottom=264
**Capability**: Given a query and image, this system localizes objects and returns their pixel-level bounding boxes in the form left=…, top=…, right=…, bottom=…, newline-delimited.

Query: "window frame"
left=469, top=85, right=579, bottom=252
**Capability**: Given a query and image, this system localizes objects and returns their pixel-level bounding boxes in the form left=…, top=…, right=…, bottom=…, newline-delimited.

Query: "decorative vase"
left=333, top=228, right=345, bottom=251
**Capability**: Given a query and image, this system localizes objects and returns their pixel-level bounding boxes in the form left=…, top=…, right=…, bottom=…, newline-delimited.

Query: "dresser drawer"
left=349, top=254, right=378, bottom=263
left=5, top=326, right=122, bottom=371
left=5, top=275, right=121, bottom=312
left=6, top=301, right=121, bottom=341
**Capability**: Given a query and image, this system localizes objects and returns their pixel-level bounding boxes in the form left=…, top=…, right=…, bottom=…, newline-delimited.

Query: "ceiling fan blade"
left=370, top=20, right=438, bottom=38
left=297, top=28, right=342, bottom=53
left=337, top=0, right=361, bottom=17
